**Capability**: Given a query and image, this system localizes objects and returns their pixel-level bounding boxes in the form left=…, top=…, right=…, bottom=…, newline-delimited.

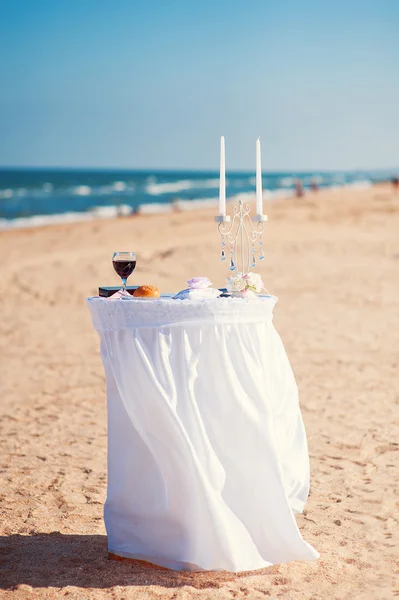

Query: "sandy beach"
left=0, top=185, right=398, bottom=599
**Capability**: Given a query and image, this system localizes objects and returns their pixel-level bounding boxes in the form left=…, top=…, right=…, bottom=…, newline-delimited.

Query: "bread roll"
left=133, top=285, right=160, bottom=298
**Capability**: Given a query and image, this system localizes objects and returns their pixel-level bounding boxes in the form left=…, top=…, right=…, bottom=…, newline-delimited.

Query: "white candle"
left=219, top=135, right=226, bottom=215
left=256, top=137, right=263, bottom=215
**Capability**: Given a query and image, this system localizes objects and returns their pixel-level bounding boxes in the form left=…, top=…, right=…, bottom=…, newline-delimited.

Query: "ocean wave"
left=201, top=178, right=220, bottom=188
left=146, top=180, right=195, bottom=195
left=345, top=180, right=372, bottom=189
left=73, top=185, right=92, bottom=196
left=96, top=181, right=133, bottom=195
left=0, top=204, right=133, bottom=231
left=91, top=204, right=132, bottom=217
left=137, top=203, right=173, bottom=214
left=0, top=189, right=13, bottom=199
left=112, top=181, right=127, bottom=192
left=303, top=175, right=324, bottom=185
left=146, top=178, right=220, bottom=195
left=227, top=192, right=255, bottom=203
left=278, top=177, right=295, bottom=187
left=172, top=198, right=219, bottom=211
left=0, top=180, right=136, bottom=201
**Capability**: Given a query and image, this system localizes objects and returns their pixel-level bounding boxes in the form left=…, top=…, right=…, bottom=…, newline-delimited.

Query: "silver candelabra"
left=215, top=200, right=268, bottom=275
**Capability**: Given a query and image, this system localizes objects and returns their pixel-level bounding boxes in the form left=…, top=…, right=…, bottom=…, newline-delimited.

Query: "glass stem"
left=122, top=278, right=127, bottom=293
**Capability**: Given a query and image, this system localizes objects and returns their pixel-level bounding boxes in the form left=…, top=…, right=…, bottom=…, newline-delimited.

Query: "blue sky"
left=0, top=0, right=398, bottom=170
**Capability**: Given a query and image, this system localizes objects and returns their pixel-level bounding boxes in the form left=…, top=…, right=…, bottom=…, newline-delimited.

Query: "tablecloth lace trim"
left=87, top=296, right=278, bottom=331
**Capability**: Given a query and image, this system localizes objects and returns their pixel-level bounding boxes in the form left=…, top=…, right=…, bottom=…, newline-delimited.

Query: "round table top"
left=87, top=295, right=278, bottom=331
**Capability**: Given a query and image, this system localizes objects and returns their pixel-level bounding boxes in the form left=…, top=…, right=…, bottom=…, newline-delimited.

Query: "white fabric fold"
left=88, top=296, right=318, bottom=571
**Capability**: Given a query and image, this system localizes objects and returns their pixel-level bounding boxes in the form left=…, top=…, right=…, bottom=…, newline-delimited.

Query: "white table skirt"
left=87, top=296, right=318, bottom=572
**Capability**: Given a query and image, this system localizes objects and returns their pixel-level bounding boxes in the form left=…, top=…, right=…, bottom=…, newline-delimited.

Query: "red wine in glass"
left=112, top=252, right=136, bottom=297
left=113, top=259, right=136, bottom=279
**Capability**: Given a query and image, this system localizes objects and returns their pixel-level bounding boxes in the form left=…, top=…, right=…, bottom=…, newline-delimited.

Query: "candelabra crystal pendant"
left=258, top=238, right=265, bottom=261
left=220, top=239, right=226, bottom=261
left=251, top=242, right=256, bottom=268
left=229, top=246, right=236, bottom=271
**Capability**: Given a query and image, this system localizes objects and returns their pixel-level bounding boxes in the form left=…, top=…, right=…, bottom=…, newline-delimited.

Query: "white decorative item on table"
left=215, top=137, right=268, bottom=278
left=173, top=277, right=222, bottom=300
left=226, top=271, right=267, bottom=298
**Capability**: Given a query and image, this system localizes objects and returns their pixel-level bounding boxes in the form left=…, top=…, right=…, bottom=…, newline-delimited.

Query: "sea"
left=0, top=167, right=396, bottom=230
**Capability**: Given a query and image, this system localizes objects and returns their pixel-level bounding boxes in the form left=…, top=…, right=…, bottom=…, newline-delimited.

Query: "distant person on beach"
left=310, top=178, right=319, bottom=192
left=295, top=179, right=304, bottom=197
left=392, top=176, right=399, bottom=193
left=172, top=197, right=181, bottom=212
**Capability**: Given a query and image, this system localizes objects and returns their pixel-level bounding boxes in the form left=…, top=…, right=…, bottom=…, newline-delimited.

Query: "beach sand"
left=0, top=185, right=398, bottom=599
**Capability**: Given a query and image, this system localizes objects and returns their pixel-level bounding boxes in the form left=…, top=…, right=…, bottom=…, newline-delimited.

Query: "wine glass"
left=112, top=252, right=136, bottom=298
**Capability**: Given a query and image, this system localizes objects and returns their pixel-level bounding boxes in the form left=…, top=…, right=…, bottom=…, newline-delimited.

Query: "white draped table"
left=87, top=295, right=318, bottom=572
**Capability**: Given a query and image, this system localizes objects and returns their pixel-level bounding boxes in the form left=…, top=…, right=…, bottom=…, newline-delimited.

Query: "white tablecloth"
left=87, top=295, right=318, bottom=572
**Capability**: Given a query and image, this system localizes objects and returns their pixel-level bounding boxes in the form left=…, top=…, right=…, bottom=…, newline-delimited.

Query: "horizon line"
left=0, top=165, right=398, bottom=174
